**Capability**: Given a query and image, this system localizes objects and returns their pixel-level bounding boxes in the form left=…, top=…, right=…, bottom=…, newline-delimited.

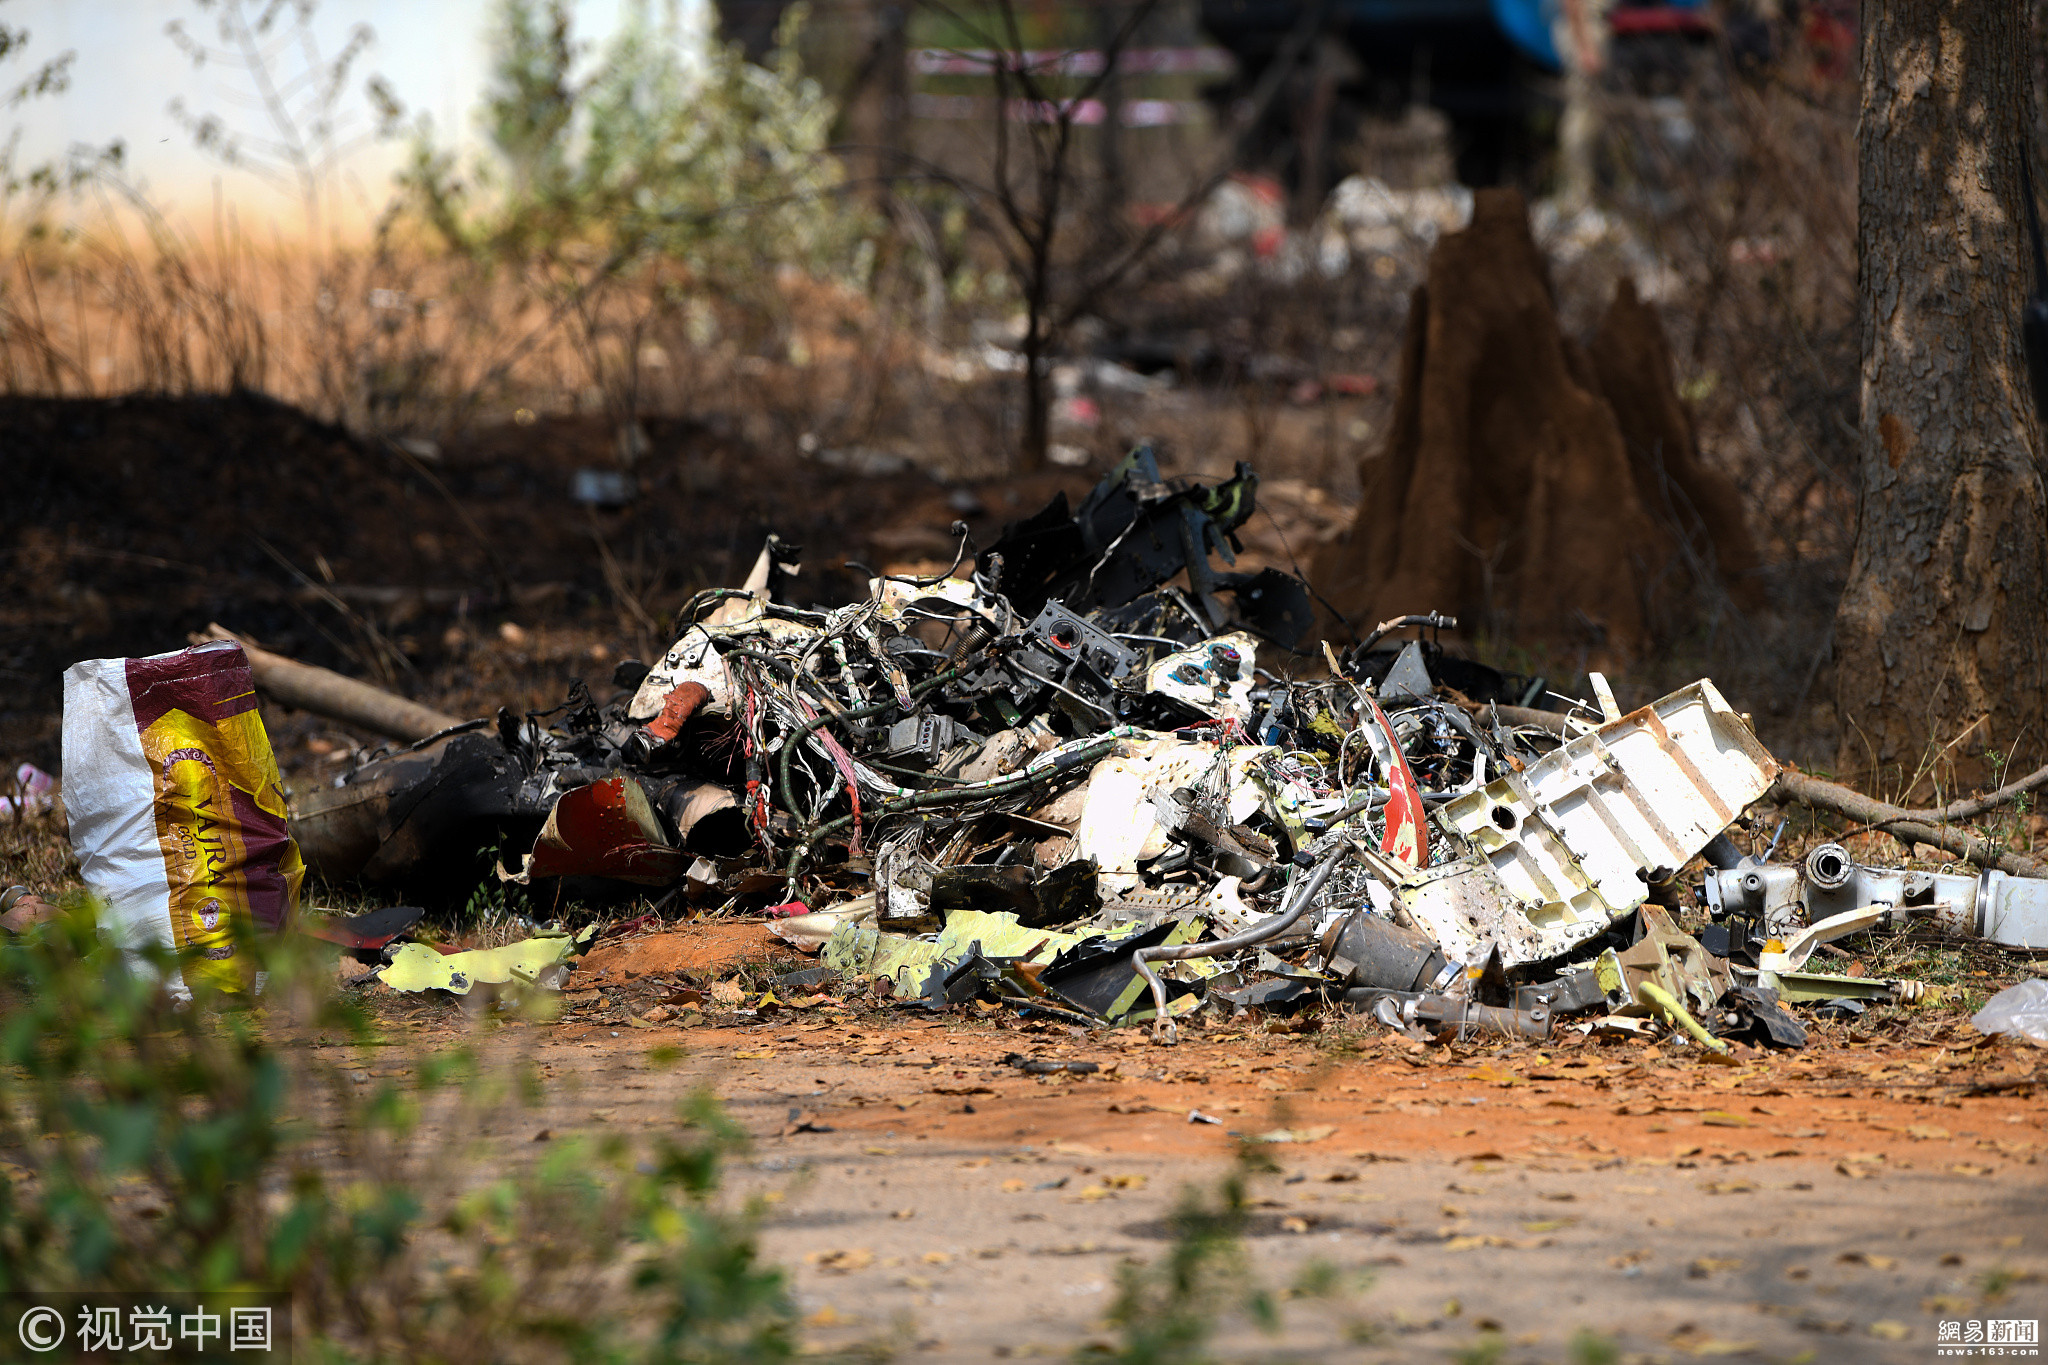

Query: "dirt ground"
left=337, top=919, right=2048, bottom=1364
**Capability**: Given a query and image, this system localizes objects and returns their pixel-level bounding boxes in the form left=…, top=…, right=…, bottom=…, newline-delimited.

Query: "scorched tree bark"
left=1836, top=0, right=2047, bottom=789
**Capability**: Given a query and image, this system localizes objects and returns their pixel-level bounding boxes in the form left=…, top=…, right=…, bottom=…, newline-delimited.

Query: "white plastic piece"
left=1070, top=739, right=1276, bottom=893
left=1757, top=905, right=1887, bottom=973
left=1412, top=679, right=1779, bottom=967
left=1142, top=632, right=1258, bottom=722
left=1587, top=671, right=1623, bottom=724
left=1971, top=978, right=2048, bottom=1044
left=769, top=895, right=876, bottom=950
left=63, top=657, right=179, bottom=976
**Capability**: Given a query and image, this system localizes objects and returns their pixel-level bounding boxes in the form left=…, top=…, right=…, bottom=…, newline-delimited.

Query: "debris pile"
left=48, top=446, right=2048, bottom=1040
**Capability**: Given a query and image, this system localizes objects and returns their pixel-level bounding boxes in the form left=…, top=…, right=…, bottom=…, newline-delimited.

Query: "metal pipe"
left=1129, top=844, right=1346, bottom=1042
left=1636, top=980, right=1730, bottom=1054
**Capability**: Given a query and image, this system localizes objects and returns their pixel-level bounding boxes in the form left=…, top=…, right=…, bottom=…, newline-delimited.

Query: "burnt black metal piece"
left=292, top=729, right=524, bottom=885
left=1040, top=920, right=1196, bottom=1018
left=979, top=446, right=1261, bottom=627
left=1004, top=1053, right=1101, bottom=1075
left=1727, top=983, right=1809, bottom=1049
left=1214, top=978, right=1319, bottom=1012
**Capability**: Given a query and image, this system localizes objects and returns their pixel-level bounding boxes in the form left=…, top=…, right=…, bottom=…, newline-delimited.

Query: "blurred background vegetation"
left=0, top=0, right=1945, bottom=773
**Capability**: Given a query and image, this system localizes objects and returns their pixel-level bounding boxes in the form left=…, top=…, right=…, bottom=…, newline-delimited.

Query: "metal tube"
left=1130, top=844, right=1346, bottom=1042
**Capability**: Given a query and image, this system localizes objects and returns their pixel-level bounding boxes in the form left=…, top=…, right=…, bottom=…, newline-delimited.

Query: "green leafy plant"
left=0, top=909, right=797, bottom=1362
left=404, top=1, right=862, bottom=278
left=1569, top=1328, right=1621, bottom=1365
left=1089, top=1143, right=1284, bottom=1364
left=1452, top=1332, right=1507, bottom=1365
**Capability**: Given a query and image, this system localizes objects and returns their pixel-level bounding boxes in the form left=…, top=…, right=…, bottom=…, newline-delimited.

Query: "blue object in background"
left=1489, top=0, right=1561, bottom=71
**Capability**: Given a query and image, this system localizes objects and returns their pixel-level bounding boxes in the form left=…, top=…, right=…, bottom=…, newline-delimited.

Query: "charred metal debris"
left=290, top=449, right=2048, bottom=1042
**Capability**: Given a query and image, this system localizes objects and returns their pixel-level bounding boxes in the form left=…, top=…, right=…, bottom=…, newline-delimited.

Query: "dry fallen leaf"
left=1444, top=1234, right=1549, bottom=1251
left=1838, top=1251, right=1899, bottom=1271
left=807, top=1248, right=875, bottom=1273
left=1669, top=1333, right=1760, bottom=1356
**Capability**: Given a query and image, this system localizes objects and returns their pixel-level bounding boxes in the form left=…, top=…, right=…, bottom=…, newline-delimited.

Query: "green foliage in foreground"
left=0, top=911, right=1366, bottom=1363
left=0, top=914, right=796, bottom=1363
left=1090, top=1145, right=1286, bottom=1365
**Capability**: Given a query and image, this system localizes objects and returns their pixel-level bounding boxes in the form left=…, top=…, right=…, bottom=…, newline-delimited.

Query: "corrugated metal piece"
left=1405, top=680, right=1777, bottom=966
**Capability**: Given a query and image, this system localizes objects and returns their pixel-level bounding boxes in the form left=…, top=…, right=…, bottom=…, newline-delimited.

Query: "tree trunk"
left=1019, top=312, right=1050, bottom=473
left=1095, top=0, right=1127, bottom=228
left=1837, top=0, right=2046, bottom=792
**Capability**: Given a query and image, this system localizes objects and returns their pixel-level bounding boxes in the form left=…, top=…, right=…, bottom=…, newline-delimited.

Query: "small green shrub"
left=1089, top=1144, right=1283, bottom=1365
left=0, top=911, right=796, bottom=1363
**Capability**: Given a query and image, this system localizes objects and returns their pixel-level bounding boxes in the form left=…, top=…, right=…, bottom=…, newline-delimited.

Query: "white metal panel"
left=1425, top=680, right=1778, bottom=965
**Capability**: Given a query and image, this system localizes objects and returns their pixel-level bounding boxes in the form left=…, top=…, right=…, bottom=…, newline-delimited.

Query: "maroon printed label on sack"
left=125, top=644, right=302, bottom=986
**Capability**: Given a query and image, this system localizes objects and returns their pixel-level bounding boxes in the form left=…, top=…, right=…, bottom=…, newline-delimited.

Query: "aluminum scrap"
left=287, top=446, right=2018, bottom=1044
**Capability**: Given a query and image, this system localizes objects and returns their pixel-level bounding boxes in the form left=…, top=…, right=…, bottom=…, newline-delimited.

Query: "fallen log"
left=194, top=624, right=464, bottom=744
left=1770, top=768, right=2048, bottom=878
